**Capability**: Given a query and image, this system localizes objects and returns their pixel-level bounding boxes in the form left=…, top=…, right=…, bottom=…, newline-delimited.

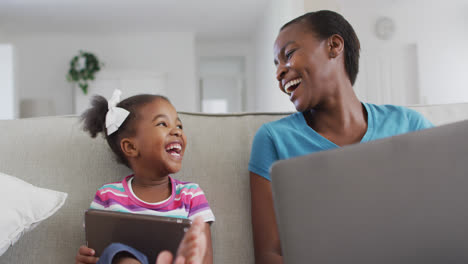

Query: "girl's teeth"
left=166, top=144, right=182, bottom=151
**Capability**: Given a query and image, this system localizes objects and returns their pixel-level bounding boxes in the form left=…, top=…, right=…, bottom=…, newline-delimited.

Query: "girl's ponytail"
left=81, top=95, right=108, bottom=138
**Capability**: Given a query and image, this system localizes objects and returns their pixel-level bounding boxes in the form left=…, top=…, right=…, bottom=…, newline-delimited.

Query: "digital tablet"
left=85, top=209, right=191, bottom=262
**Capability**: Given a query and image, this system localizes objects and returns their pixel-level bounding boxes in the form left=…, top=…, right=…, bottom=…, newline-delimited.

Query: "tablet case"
left=85, top=209, right=191, bottom=263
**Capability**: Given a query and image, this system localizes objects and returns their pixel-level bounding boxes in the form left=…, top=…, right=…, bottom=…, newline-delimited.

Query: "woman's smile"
left=284, top=78, right=302, bottom=94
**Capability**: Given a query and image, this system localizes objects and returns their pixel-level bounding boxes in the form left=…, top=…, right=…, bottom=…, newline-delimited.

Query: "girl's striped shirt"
left=90, top=175, right=215, bottom=222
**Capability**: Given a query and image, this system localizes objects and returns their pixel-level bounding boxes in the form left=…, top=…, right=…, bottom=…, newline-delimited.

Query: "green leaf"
left=79, top=83, right=88, bottom=94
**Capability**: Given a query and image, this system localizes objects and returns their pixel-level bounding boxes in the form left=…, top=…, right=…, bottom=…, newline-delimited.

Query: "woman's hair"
left=81, top=94, right=170, bottom=168
left=281, top=10, right=361, bottom=85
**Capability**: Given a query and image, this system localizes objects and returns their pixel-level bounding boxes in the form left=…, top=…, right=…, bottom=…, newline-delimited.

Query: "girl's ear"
left=121, top=138, right=139, bottom=158
left=328, top=34, right=345, bottom=58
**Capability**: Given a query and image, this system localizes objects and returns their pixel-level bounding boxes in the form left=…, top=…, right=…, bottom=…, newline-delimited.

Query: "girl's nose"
left=171, top=127, right=182, bottom=137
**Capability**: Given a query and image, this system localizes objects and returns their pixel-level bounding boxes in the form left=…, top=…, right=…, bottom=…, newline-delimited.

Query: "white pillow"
left=0, top=171, right=68, bottom=256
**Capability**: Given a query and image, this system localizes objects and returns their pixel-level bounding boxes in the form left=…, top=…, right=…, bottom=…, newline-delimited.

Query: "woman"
left=249, top=10, right=433, bottom=264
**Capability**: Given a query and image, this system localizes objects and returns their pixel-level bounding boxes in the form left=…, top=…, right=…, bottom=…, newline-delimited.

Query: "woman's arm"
left=250, top=172, right=283, bottom=264
left=203, top=223, right=213, bottom=264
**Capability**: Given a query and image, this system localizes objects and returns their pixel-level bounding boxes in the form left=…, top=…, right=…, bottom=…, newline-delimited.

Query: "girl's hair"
left=281, top=10, right=361, bottom=85
left=81, top=94, right=170, bottom=168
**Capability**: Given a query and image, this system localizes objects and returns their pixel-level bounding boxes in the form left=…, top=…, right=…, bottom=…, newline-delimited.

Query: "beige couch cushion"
left=0, top=103, right=467, bottom=263
left=408, top=103, right=468, bottom=126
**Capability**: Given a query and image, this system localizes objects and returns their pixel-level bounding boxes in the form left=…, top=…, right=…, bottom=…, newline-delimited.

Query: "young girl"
left=75, top=90, right=214, bottom=264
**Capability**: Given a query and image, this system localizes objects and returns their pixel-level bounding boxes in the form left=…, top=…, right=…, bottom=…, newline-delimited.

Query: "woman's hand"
left=75, top=245, right=99, bottom=264
left=156, top=216, right=211, bottom=264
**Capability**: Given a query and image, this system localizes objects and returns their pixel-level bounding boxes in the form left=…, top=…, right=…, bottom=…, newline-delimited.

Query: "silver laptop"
left=271, top=120, right=468, bottom=264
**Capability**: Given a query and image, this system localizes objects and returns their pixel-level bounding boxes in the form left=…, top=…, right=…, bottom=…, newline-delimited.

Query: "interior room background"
left=0, top=0, right=467, bottom=119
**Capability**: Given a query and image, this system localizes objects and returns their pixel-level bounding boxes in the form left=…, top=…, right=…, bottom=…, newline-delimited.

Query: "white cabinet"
left=0, top=44, right=14, bottom=119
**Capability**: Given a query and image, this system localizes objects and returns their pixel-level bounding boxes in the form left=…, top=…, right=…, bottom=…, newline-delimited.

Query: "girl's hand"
left=75, top=245, right=99, bottom=264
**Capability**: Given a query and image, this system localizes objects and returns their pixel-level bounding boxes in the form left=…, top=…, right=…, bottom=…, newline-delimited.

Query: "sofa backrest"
left=407, top=103, right=468, bottom=126
left=0, top=103, right=467, bottom=264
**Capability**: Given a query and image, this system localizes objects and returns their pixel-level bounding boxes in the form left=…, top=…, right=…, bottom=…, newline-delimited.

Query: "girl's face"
left=274, top=23, right=336, bottom=112
left=132, top=98, right=187, bottom=175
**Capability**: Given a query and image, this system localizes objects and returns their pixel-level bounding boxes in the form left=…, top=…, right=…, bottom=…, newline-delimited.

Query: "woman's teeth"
left=284, top=78, right=302, bottom=94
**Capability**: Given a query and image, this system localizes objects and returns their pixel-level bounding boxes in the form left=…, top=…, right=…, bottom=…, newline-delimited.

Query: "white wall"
left=337, top=0, right=468, bottom=105
left=196, top=39, right=256, bottom=111
left=0, top=44, right=15, bottom=119
left=304, top=0, right=341, bottom=13
left=253, top=0, right=305, bottom=112
left=2, top=32, right=198, bottom=116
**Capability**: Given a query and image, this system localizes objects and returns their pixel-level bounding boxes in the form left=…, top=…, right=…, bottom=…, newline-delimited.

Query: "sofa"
left=1, top=103, right=468, bottom=264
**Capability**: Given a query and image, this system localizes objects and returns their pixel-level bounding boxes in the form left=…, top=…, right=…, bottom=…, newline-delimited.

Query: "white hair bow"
left=105, top=89, right=130, bottom=135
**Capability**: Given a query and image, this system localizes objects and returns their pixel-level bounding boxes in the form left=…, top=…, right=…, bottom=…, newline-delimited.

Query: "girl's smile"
left=130, top=98, right=187, bottom=178
left=165, top=141, right=183, bottom=160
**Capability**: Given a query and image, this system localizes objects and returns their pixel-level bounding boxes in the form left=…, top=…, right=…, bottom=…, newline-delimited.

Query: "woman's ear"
left=328, top=34, right=345, bottom=58
left=121, top=138, right=139, bottom=158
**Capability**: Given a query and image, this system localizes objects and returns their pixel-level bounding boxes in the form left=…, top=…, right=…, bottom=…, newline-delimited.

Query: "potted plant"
left=66, top=51, right=102, bottom=94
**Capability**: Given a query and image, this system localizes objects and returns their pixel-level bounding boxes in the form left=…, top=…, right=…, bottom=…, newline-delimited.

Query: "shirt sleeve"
left=406, top=108, right=434, bottom=131
left=248, top=124, right=279, bottom=181
left=89, top=189, right=106, bottom=210
left=188, top=186, right=215, bottom=223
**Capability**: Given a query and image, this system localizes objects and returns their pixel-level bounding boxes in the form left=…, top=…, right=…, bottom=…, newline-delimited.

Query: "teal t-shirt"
left=248, top=103, right=434, bottom=181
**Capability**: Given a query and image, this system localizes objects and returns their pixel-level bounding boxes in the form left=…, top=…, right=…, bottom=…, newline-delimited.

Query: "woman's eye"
left=285, top=49, right=295, bottom=60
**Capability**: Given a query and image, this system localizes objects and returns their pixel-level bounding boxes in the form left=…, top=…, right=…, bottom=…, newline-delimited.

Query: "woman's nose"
left=276, top=63, right=287, bottom=82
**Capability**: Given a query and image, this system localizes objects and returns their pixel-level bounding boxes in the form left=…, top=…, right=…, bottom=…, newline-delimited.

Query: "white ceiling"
left=0, top=0, right=270, bottom=39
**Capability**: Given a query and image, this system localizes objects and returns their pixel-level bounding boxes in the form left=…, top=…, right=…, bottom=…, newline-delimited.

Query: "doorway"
left=199, top=56, right=246, bottom=113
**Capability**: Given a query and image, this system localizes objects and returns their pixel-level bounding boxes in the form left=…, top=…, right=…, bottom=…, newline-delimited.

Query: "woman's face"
left=274, top=23, right=336, bottom=112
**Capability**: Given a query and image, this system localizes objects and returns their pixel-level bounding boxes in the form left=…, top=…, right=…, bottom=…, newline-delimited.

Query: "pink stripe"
left=189, top=194, right=208, bottom=205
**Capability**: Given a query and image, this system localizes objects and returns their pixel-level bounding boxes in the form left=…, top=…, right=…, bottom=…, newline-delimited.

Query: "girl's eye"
left=156, top=122, right=167, bottom=127
left=177, top=124, right=183, bottom=129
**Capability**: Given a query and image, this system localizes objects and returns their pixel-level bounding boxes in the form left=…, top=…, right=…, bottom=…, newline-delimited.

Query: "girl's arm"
left=250, top=172, right=283, bottom=264
left=75, top=245, right=99, bottom=264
